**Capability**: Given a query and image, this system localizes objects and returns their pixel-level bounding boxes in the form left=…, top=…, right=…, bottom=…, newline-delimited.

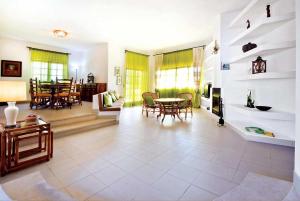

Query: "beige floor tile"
left=192, top=172, right=237, bottom=196
left=168, top=163, right=201, bottom=183
left=179, top=185, right=217, bottom=201
left=152, top=173, right=190, bottom=200
left=112, top=156, right=146, bottom=173
left=65, top=175, right=106, bottom=201
left=93, top=164, right=127, bottom=186
left=132, top=163, right=168, bottom=185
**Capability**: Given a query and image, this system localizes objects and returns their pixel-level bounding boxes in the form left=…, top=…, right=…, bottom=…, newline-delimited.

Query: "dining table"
left=154, top=98, right=185, bottom=123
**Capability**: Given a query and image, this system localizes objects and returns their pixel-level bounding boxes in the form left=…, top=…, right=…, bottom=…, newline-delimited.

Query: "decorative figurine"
left=242, top=42, right=257, bottom=53
left=252, top=56, right=266, bottom=74
left=218, top=98, right=224, bottom=126
left=267, top=5, right=271, bottom=18
left=246, top=20, right=251, bottom=29
left=246, top=90, right=255, bottom=108
left=212, top=40, right=219, bottom=54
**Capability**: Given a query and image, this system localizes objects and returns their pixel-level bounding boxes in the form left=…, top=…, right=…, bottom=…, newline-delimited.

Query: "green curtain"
left=156, top=49, right=195, bottom=102
left=162, top=49, right=193, bottom=70
left=124, top=51, right=149, bottom=107
left=30, top=49, right=69, bottom=80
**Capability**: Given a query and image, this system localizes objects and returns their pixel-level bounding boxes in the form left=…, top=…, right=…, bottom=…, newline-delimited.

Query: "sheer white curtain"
left=193, top=47, right=204, bottom=107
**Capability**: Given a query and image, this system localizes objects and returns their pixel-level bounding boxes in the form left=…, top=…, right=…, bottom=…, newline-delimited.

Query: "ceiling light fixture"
left=53, top=29, right=68, bottom=38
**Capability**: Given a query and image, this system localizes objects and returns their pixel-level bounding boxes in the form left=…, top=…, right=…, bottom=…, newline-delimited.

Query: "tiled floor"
left=0, top=106, right=295, bottom=201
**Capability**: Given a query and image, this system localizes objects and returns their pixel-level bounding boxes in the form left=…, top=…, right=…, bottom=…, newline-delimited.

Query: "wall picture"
left=1, top=60, right=22, bottom=77
left=116, top=76, right=121, bottom=85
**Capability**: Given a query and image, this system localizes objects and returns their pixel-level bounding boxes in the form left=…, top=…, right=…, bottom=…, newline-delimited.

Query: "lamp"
left=0, top=81, right=27, bottom=127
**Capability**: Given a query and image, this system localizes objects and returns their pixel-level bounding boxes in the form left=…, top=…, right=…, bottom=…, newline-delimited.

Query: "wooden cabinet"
left=81, top=83, right=107, bottom=102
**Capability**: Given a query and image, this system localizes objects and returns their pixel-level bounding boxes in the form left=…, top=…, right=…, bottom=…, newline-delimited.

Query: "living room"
left=0, top=0, right=299, bottom=200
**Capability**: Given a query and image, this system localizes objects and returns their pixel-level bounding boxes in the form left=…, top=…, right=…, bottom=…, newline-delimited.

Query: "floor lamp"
left=0, top=81, right=27, bottom=127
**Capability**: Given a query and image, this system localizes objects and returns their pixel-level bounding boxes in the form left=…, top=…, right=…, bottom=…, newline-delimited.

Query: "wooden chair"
left=53, top=77, right=73, bottom=109
left=29, top=78, right=52, bottom=109
left=70, top=79, right=83, bottom=105
left=142, top=92, right=160, bottom=117
left=177, top=92, right=193, bottom=119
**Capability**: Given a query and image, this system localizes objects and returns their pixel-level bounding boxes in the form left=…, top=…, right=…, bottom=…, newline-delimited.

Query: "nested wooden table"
left=0, top=118, right=53, bottom=176
left=154, top=98, right=185, bottom=123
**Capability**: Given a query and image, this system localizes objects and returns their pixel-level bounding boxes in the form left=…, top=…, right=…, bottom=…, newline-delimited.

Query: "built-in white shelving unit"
left=229, top=0, right=280, bottom=28
left=229, top=13, right=295, bottom=45
left=234, top=71, right=295, bottom=81
left=221, top=0, right=296, bottom=146
left=229, top=41, right=295, bottom=64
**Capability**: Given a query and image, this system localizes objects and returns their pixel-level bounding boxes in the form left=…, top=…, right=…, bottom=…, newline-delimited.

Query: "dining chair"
left=142, top=92, right=160, bottom=117
left=177, top=92, right=193, bottom=119
left=29, top=78, right=52, bottom=109
left=70, top=79, right=83, bottom=105
left=53, top=77, right=73, bottom=109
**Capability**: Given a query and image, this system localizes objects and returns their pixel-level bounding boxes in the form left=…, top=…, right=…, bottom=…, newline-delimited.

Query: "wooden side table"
left=0, top=118, right=53, bottom=176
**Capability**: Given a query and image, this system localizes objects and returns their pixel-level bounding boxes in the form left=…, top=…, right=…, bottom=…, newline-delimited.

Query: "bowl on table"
left=255, top=106, right=272, bottom=111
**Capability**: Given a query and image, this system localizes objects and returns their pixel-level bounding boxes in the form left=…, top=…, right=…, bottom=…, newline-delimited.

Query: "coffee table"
left=154, top=98, right=185, bottom=123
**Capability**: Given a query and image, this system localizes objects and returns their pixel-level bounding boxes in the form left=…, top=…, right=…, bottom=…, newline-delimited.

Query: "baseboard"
left=293, top=171, right=300, bottom=197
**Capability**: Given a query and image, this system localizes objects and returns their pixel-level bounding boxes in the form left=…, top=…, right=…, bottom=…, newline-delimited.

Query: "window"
left=125, top=69, right=144, bottom=103
left=124, top=51, right=149, bottom=107
left=30, top=48, right=68, bottom=81
left=156, top=67, right=194, bottom=90
left=32, top=62, right=64, bottom=81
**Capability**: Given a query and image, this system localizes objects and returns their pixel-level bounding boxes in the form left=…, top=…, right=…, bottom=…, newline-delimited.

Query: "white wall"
left=295, top=0, right=300, bottom=195
left=81, top=43, right=108, bottom=83
left=107, top=43, right=125, bottom=95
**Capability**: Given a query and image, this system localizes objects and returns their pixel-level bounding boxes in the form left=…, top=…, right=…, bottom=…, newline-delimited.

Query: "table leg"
left=0, top=133, right=6, bottom=176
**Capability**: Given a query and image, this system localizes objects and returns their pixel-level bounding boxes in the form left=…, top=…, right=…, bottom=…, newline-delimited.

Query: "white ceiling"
left=0, top=0, right=249, bottom=51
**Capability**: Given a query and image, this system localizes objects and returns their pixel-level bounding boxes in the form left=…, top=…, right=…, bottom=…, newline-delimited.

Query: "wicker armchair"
left=177, top=92, right=193, bottom=119
left=142, top=92, right=160, bottom=117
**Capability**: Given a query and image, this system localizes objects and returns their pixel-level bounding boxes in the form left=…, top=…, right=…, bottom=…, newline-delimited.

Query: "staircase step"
left=49, top=113, right=97, bottom=127
left=213, top=173, right=292, bottom=201
left=52, top=118, right=117, bottom=137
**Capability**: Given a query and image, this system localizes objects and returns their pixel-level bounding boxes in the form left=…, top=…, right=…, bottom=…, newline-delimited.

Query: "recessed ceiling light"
left=53, top=29, right=68, bottom=38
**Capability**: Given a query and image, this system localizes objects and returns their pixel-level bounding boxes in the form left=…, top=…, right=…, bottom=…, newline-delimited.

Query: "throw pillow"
left=109, top=91, right=117, bottom=102
left=113, top=91, right=120, bottom=100
left=104, top=94, right=113, bottom=107
left=145, top=96, right=155, bottom=106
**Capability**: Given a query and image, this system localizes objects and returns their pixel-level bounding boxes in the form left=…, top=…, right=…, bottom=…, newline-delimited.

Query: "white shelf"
left=229, top=41, right=295, bottom=64
left=229, top=104, right=295, bottom=121
left=234, top=71, right=296, bottom=81
left=227, top=120, right=294, bottom=147
left=229, top=0, right=280, bottom=28
left=229, top=13, right=295, bottom=46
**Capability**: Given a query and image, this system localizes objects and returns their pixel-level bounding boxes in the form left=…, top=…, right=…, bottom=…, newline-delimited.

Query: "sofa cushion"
left=104, top=94, right=113, bottom=107
left=109, top=91, right=117, bottom=102
left=145, top=96, right=155, bottom=106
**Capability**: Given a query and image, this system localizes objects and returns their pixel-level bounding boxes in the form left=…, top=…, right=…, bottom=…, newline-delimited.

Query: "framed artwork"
left=1, top=60, right=22, bottom=77
left=114, top=67, right=120, bottom=76
left=116, top=76, right=121, bottom=85
left=252, top=56, right=266, bottom=74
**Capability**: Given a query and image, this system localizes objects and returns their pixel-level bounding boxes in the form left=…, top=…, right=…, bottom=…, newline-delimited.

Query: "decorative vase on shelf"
left=246, top=90, right=255, bottom=108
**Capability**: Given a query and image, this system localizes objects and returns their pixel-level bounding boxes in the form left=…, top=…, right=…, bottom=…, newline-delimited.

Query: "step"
left=49, top=113, right=97, bottom=127
left=52, top=118, right=117, bottom=137
left=213, top=173, right=292, bottom=201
